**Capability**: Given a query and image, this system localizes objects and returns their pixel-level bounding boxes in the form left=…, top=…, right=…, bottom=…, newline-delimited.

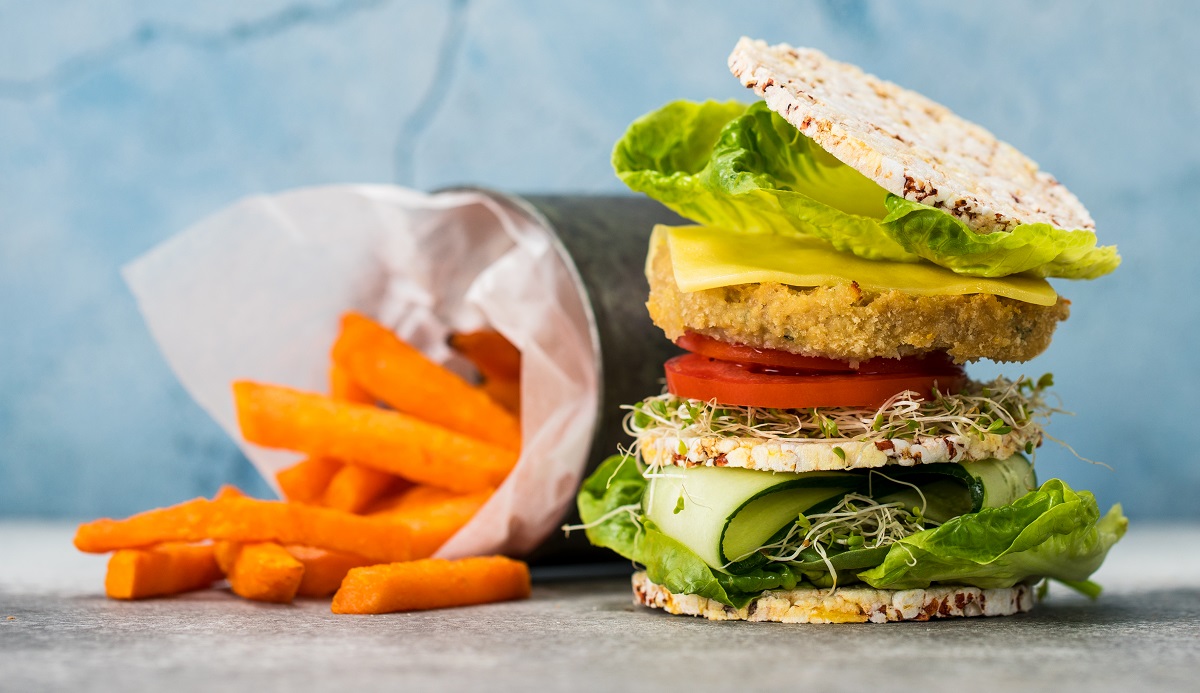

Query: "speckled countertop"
left=3, top=522, right=1198, bottom=692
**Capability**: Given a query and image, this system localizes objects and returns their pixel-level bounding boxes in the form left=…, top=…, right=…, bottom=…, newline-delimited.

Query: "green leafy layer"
left=576, top=456, right=1125, bottom=607
left=613, top=100, right=1119, bottom=279
left=859, top=479, right=1127, bottom=592
left=882, top=197, right=1121, bottom=279
left=576, top=454, right=645, bottom=562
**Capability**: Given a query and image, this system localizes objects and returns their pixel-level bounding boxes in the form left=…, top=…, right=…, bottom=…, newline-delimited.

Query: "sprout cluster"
left=624, top=375, right=1058, bottom=458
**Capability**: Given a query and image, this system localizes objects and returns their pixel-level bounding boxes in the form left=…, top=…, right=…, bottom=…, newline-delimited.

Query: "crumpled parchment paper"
left=124, top=185, right=599, bottom=558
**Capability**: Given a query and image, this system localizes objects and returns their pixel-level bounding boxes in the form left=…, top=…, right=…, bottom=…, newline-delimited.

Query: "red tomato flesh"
left=675, top=332, right=855, bottom=372
left=675, top=332, right=959, bottom=375
left=664, top=352, right=966, bottom=409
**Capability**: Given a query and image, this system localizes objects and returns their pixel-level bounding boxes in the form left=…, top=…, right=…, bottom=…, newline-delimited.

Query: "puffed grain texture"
left=632, top=572, right=1034, bottom=623
left=729, top=38, right=1093, bottom=236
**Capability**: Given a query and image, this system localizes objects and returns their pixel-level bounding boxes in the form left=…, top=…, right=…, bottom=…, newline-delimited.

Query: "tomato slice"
left=674, top=332, right=959, bottom=375
left=675, top=332, right=855, bottom=372
left=664, top=353, right=966, bottom=409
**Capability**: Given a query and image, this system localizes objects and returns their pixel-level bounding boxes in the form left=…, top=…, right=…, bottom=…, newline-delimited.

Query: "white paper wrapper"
left=124, top=185, right=600, bottom=558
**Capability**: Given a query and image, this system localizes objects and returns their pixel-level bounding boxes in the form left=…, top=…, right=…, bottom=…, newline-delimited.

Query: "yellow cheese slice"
left=660, top=225, right=1057, bottom=306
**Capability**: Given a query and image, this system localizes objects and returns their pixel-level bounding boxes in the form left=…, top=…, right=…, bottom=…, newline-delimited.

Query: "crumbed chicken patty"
left=646, top=232, right=1069, bottom=363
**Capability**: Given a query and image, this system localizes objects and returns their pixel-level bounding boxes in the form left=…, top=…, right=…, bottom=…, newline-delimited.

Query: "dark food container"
left=477, top=193, right=688, bottom=565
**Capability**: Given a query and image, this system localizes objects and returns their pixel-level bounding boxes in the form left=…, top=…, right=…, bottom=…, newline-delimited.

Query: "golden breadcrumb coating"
left=646, top=232, right=1069, bottom=363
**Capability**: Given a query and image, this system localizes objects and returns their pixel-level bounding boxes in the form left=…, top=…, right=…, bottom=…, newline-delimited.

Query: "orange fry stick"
left=234, top=381, right=516, bottom=493
left=323, top=464, right=402, bottom=514
left=214, top=540, right=241, bottom=574
left=275, top=457, right=343, bottom=504
left=331, top=556, right=531, bottom=614
left=287, top=546, right=372, bottom=598
left=105, top=543, right=223, bottom=600
left=212, top=487, right=247, bottom=573
left=482, top=377, right=520, bottom=416
left=226, top=542, right=304, bottom=604
left=368, top=484, right=465, bottom=516
left=272, top=363, right=372, bottom=504
left=273, top=351, right=371, bottom=505
left=332, top=313, right=521, bottom=451
left=214, top=485, right=246, bottom=501
left=372, top=487, right=492, bottom=559
left=448, top=330, right=521, bottom=383
left=75, top=497, right=412, bottom=564
left=330, top=363, right=374, bottom=404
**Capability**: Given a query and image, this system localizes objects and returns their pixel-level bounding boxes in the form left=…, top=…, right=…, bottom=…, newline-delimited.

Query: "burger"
left=574, top=38, right=1126, bottom=623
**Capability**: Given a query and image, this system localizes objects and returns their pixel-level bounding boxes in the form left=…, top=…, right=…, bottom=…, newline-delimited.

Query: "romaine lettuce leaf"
left=857, top=479, right=1127, bottom=591
left=613, top=99, right=1120, bottom=279
left=882, top=196, right=1121, bottom=279
left=614, top=100, right=916, bottom=262
left=641, top=522, right=813, bottom=608
left=576, top=455, right=807, bottom=607
left=575, top=454, right=647, bottom=561
left=638, top=522, right=739, bottom=606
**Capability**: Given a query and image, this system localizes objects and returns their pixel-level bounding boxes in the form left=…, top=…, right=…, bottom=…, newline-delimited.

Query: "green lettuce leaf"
left=613, top=99, right=1120, bottom=279
left=882, top=196, right=1121, bottom=279
left=857, top=479, right=1127, bottom=590
left=718, top=563, right=804, bottom=594
left=614, top=100, right=916, bottom=262
left=639, top=522, right=739, bottom=606
left=640, top=522, right=813, bottom=608
left=575, top=456, right=808, bottom=607
left=575, top=454, right=647, bottom=561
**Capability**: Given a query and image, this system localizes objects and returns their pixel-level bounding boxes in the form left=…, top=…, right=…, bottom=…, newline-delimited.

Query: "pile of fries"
left=74, top=313, right=531, bottom=613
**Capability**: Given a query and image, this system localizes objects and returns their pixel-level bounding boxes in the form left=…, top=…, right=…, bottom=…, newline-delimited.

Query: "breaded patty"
left=646, top=232, right=1069, bottom=363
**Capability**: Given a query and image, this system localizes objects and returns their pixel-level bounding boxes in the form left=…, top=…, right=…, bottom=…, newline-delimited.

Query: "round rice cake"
left=638, top=427, right=1034, bottom=475
left=728, top=37, right=1093, bottom=235
left=632, top=572, right=1034, bottom=623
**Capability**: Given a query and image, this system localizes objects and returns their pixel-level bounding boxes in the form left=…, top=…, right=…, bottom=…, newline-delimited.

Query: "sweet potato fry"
left=367, top=484, right=464, bottom=516
left=329, top=363, right=374, bottom=404
left=226, top=542, right=304, bottom=604
left=211, top=487, right=247, bottom=573
left=323, top=464, right=402, bottom=514
left=275, top=457, right=343, bottom=504
left=233, top=381, right=516, bottom=493
left=332, top=313, right=521, bottom=451
left=482, top=377, right=520, bottom=416
left=105, top=543, right=223, bottom=600
left=213, top=501, right=370, bottom=598
left=448, top=330, right=521, bottom=383
left=372, top=487, right=492, bottom=559
left=214, top=485, right=246, bottom=500
left=213, top=540, right=241, bottom=574
left=75, top=497, right=412, bottom=564
left=286, top=546, right=372, bottom=598
left=331, top=556, right=531, bottom=614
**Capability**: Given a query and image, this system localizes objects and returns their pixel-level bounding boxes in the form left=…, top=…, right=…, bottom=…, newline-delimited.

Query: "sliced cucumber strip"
left=968, top=455, right=1038, bottom=508
left=643, top=457, right=1035, bottom=574
left=869, top=455, right=1036, bottom=522
left=643, top=466, right=858, bottom=571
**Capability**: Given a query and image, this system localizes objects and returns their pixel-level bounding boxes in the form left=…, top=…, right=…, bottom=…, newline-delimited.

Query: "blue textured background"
left=1, top=1, right=1194, bottom=519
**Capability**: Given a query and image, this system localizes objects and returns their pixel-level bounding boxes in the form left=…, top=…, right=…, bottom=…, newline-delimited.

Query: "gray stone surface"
left=3, top=522, right=1199, bottom=692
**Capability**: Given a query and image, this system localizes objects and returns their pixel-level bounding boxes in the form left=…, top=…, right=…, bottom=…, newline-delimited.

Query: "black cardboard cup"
left=463, top=192, right=688, bottom=565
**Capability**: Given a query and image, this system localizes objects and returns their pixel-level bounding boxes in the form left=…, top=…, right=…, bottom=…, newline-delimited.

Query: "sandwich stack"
left=575, top=38, right=1126, bottom=623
